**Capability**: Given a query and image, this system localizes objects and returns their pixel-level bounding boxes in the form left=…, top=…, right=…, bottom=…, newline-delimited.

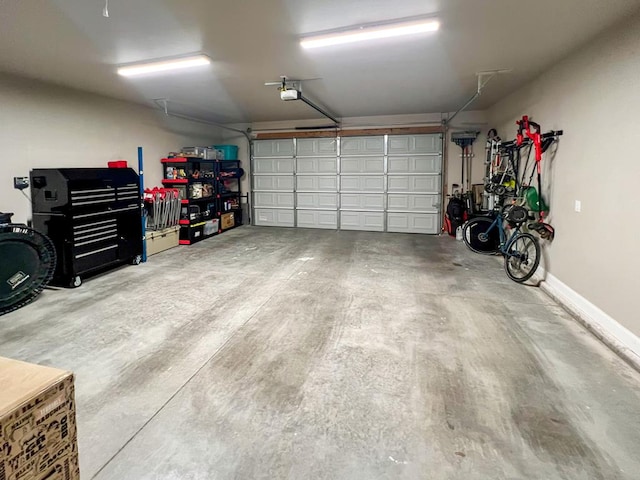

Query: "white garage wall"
left=0, top=73, right=222, bottom=224
left=489, top=12, right=640, bottom=341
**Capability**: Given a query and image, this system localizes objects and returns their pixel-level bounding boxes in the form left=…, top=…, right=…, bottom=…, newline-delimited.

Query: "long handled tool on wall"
left=451, top=132, right=479, bottom=191
left=451, top=131, right=480, bottom=215
left=516, top=116, right=563, bottom=239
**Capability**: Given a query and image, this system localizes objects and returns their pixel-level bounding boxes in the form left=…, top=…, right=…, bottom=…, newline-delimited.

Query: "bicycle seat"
left=505, top=206, right=528, bottom=224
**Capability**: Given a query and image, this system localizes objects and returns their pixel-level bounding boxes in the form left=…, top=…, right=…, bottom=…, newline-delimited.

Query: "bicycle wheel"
left=462, top=217, right=500, bottom=255
left=503, top=233, right=540, bottom=283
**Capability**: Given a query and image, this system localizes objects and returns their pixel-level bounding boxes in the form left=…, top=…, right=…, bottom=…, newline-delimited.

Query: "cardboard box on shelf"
left=0, top=357, right=80, bottom=480
left=221, top=212, right=235, bottom=230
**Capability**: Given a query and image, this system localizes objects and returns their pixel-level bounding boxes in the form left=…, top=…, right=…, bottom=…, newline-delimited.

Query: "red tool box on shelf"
left=108, top=160, right=128, bottom=168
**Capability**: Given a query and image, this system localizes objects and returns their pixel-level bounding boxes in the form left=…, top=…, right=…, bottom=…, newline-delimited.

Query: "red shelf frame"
left=162, top=157, right=189, bottom=163
left=161, top=179, right=188, bottom=184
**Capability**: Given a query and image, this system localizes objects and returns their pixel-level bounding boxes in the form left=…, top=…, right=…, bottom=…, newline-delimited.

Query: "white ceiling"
left=1, top=0, right=638, bottom=123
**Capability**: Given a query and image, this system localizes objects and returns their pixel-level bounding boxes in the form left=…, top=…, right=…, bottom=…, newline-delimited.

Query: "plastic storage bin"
left=213, top=145, right=239, bottom=160
left=203, top=218, right=220, bottom=236
left=146, top=226, right=180, bottom=256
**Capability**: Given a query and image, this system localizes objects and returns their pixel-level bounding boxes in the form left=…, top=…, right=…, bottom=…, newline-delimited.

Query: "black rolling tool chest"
left=30, top=168, right=142, bottom=287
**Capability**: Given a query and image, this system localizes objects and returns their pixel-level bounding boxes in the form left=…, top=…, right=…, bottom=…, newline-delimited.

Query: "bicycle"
left=462, top=205, right=541, bottom=283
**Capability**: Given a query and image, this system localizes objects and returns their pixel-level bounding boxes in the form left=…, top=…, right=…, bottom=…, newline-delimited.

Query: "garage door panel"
left=297, top=210, right=338, bottom=229
left=254, top=158, right=294, bottom=174
left=387, top=194, right=441, bottom=212
left=387, top=175, right=440, bottom=193
left=254, top=176, right=294, bottom=191
left=387, top=213, right=439, bottom=234
left=388, top=156, right=442, bottom=174
left=340, top=211, right=385, bottom=232
left=297, top=138, right=337, bottom=156
left=340, top=194, right=385, bottom=211
left=254, top=134, right=441, bottom=234
left=254, top=192, right=294, bottom=208
left=254, top=140, right=295, bottom=157
left=340, top=176, right=385, bottom=192
left=296, top=193, right=338, bottom=209
left=254, top=208, right=295, bottom=227
left=388, top=135, right=441, bottom=155
left=296, top=175, right=338, bottom=192
left=340, top=156, right=384, bottom=174
left=296, top=157, right=337, bottom=174
left=340, top=136, right=384, bottom=155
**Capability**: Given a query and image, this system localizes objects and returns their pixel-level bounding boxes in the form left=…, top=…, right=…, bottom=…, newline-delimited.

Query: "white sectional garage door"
left=386, top=134, right=442, bottom=234
left=295, top=138, right=338, bottom=229
left=339, top=136, right=385, bottom=232
left=252, top=139, right=295, bottom=227
left=252, top=134, right=442, bottom=233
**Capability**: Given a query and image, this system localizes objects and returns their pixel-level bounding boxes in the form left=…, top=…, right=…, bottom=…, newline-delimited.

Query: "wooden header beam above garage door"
left=254, top=126, right=444, bottom=140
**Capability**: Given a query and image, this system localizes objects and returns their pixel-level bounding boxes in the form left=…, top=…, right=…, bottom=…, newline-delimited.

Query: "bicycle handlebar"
left=542, top=130, right=563, bottom=138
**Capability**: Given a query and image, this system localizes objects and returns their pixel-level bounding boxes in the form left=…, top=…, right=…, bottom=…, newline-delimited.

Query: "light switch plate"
left=575, top=200, right=582, bottom=213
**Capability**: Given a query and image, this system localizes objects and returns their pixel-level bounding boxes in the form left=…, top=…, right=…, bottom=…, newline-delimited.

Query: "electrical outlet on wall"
left=575, top=200, right=582, bottom=213
left=13, top=177, right=29, bottom=190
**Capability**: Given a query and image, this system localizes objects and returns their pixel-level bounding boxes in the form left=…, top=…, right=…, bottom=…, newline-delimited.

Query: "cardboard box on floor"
left=0, top=357, right=79, bottom=480
left=221, top=212, right=234, bottom=230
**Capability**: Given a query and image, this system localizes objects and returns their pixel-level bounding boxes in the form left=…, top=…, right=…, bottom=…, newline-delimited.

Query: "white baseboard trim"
left=540, top=273, right=640, bottom=371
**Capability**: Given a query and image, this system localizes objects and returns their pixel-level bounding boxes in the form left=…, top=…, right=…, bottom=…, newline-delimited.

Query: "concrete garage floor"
left=1, top=226, right=640, bottom=480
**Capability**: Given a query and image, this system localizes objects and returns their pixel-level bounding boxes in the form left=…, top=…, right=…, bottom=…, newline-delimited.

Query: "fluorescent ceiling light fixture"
left=117, top=55, right=211, bottom=77
left=301, top=19, right=439, bottom=49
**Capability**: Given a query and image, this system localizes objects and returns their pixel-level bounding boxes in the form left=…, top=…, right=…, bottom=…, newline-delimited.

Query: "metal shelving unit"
left=161, top=157, right=243, bottom=245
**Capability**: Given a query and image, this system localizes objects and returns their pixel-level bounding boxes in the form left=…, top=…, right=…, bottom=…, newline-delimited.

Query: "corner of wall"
left=541, top=274, right=640, bottom=372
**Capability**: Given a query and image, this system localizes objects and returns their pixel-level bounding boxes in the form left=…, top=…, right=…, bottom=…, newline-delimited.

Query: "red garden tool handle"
left=516, top=116, right=543, bottom=162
